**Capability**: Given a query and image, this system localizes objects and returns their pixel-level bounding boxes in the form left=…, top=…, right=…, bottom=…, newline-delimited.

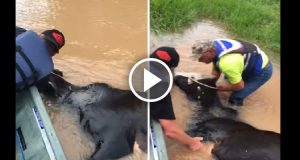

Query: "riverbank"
left=150, top=0, right=280, bottom=61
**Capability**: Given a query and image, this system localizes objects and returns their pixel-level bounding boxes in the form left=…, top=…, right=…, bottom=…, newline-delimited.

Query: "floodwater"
left=151, top=20, right=280, bottom=160
left=16, top=0, right=147, bottom=159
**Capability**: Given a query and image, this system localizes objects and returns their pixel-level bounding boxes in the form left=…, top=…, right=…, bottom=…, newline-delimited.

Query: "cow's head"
left=174, top=73, right=219, bottom=107
left=38, top=72, right=81, bottom=100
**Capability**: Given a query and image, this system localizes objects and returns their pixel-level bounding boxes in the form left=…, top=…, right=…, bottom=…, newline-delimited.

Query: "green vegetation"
left=150, top=0, right=280, bottom=55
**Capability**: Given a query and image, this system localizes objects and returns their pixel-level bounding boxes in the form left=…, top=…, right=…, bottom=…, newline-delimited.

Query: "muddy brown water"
left=151, top=20, right=280, bottom=160
left=17, top=0, right=147, bottom=159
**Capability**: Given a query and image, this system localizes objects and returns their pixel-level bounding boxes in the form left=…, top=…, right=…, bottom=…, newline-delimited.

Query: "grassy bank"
left=150, top=0, right=280, bottom=55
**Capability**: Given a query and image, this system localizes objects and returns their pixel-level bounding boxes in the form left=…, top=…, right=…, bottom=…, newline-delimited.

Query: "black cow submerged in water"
left=174, top=73, right=280, bottom=160
left=38, top=73, right=147, bottom=160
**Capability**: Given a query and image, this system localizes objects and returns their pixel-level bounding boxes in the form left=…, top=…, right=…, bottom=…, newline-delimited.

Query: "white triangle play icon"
left=143, top=69, right=161, bottom=92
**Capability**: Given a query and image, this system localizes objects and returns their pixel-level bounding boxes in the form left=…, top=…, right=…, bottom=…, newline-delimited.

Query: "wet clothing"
left=229, top=62, right=272, bottom=106
left=213, top=39, right=269, bottom=78
left=218, top=54, right=244, bottom=84
left=16, top=27, right=54, bottom=91
left=150, top=93, right=176, bottom=120
left=212, top=39, right=272, bottom=106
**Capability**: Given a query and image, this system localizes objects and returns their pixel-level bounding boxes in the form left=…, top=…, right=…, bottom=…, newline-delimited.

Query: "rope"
left=188, top=77, right=218, bottom=90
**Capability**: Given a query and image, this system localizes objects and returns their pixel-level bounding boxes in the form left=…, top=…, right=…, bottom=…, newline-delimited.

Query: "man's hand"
left=217, top=80, right=244, bottom=92
left=188, top=137, right=204, bottom=151
left=211, top=67, right=221, bottom=80
left=217, top=85, right=228, bottom=91
left=160, top=119, right=204, bottom=151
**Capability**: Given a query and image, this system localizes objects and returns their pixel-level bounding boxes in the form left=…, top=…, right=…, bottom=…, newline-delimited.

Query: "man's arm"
left=217, top=80, right=244, bottom=91
left=159, top=119, right=203, bottom=151
left=217, top=55, right=244, bottom=91
left=211, top=66, right=221, bottom=80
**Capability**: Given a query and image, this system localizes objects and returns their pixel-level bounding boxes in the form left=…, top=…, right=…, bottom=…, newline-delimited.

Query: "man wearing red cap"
left=194, top=39, right=272, bottom=108
left=16, top=26, right=65, bottom=91
left=150, top=47, right=204, bottom=151
left=16, top=26, right=65, bottom=56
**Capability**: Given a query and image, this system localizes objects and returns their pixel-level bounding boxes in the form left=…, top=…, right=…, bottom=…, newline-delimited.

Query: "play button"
left=129, top=58, right=173, bottom=102
left=143, top=69, right=161, bottom=92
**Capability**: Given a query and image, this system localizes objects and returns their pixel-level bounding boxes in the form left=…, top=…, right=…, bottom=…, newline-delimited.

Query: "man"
left=16, top=26, right=65, bottom=91
left=194, top=39, right=273, bottom=108
left=150, top=47, right=203, bottom=151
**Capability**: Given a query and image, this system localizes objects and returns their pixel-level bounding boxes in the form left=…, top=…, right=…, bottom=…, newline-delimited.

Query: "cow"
left=174, top=73, right=280, bottom=160
left=38, top=73, right=147, bottom=160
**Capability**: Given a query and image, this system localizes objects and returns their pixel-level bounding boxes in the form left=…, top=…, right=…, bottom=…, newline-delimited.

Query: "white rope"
left=188, top=77, right=218, bottom=90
